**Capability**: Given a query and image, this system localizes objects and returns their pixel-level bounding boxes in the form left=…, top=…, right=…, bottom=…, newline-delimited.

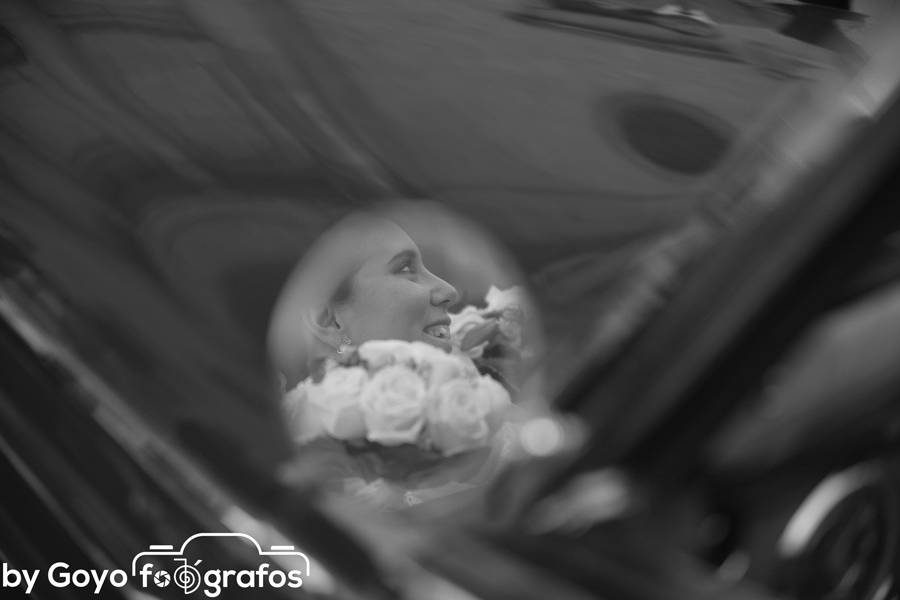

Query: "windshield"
left=0, top=2, right=899, bottom=596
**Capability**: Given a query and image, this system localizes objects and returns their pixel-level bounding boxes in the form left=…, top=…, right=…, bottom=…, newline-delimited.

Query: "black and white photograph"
left=0, top=0, right=899, bottom=598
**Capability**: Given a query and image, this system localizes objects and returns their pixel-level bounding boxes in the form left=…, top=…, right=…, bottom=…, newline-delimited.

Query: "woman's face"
left=333, top=221, right=459, bottom=351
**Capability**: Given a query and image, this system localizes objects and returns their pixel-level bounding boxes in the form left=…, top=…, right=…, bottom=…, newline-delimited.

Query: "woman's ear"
left=305, top=305, right=342, bottom=348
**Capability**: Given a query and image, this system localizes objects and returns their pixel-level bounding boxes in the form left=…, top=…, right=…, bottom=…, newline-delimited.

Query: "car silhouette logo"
left=131, top=533, right=310, bottom=594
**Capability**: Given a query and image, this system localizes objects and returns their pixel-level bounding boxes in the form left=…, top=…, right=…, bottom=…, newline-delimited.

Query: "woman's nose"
left=429, top=271, right=459, bottom=307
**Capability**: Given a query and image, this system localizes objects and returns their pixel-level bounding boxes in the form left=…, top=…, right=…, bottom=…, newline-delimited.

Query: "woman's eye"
left=398, top=263, right=415, bottom=274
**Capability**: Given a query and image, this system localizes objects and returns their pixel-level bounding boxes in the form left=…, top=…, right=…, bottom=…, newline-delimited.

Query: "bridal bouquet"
left=449, top=286, right=533, bottom=388
left=284, top=340, right=516, bottom=508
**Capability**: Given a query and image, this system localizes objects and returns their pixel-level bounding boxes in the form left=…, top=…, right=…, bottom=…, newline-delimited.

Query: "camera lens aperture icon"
left=153, top=570, right=171, bottom=588
left=173, top=558, right=202, bottom=594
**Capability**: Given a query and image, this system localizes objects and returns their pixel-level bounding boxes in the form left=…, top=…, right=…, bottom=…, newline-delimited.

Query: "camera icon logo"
left=131, top=533, right=309, bottom=595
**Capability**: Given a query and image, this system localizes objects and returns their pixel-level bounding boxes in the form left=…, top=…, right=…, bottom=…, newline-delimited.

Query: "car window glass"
left=0, top=0, right=895, bottom=551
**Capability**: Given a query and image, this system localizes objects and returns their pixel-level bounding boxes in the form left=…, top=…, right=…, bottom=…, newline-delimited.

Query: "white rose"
left=475, top=375, right=514, bottom=429
left=408, top=340, right=448, bottom=363
left=360, top=365, right=428, bottom=446
left=307, top=366, right=368, bottom=440
left=283, top=382, right=326, bottom=443
left=498, top=311, right=523, bottom=347
left=357, top=340, right=417, bottom=370
left=408, top=341, right=476, bottom=387
left=449, top=306, right=488, bottom=338
left=449, top=306, right=491, bottom=358
left=426, top=376, right=511, bottom=456
left=484, top=285, right=525, bottom=314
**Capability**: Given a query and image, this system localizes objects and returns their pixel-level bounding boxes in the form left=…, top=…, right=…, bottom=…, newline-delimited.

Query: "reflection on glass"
left=268, top=204, right=546, bottom=513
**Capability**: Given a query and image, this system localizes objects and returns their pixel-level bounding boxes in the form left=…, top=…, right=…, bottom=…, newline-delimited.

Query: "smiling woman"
left=269, top=203, right=545, bottom=512
left=269, top=211, right=460, bottom=387
left=327, top=221, right=459, bottom=352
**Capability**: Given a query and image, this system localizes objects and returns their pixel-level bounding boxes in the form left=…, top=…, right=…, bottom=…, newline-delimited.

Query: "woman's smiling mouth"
left=423, top=320, right=451, bottom=349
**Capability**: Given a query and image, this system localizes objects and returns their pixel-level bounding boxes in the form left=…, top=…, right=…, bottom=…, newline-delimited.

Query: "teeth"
left=425, top=325, right=449, bottom=339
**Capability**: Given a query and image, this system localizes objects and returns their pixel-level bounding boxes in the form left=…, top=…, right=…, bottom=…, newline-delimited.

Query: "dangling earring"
left=337, top=335, right=352, bottom=355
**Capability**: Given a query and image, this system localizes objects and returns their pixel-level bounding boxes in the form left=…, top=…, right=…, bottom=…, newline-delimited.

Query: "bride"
left=269, top=211, right=517, bottom=511
left=269, top=212, right=459, bottom=387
